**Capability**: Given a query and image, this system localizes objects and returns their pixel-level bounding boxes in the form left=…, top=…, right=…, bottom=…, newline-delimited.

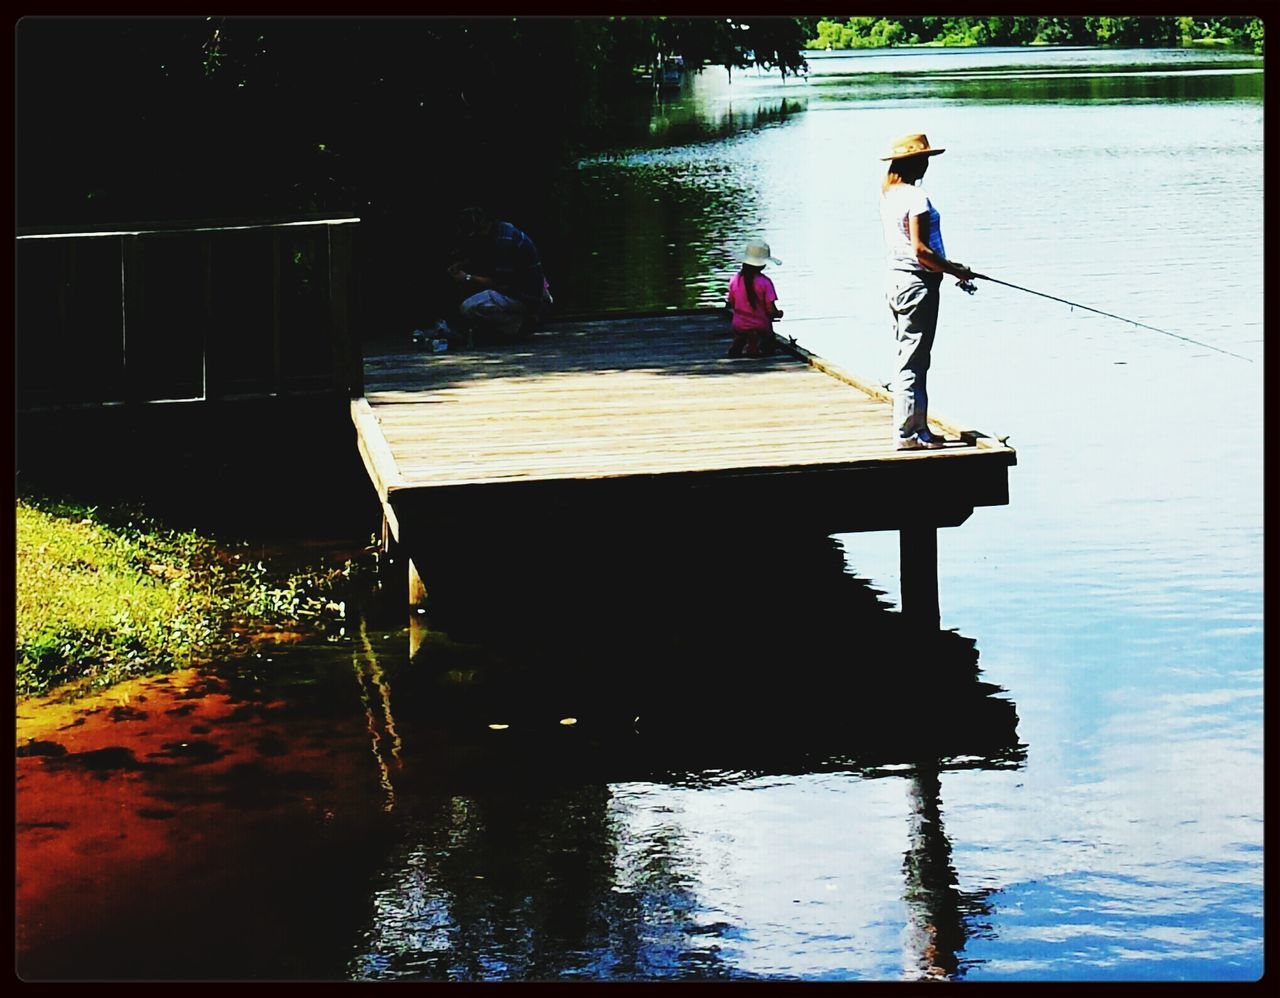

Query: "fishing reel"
left=956, top=278, right=978, bottom=296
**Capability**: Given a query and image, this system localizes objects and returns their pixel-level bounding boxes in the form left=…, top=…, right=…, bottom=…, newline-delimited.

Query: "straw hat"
left=742, top=239, right=781, bottom=267
left=880, top=133, right=946, bottom=161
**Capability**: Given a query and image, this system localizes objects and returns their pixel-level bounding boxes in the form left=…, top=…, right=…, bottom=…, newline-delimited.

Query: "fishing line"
left=970, top=273, right=1253, bottom=363
left=770, top=278, right=1252, bottom=363
left=774, top=314, right=859, bottom=323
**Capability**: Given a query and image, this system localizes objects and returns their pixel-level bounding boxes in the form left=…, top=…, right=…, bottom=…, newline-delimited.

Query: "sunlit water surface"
left=16, top=47, right=1262, bottom=982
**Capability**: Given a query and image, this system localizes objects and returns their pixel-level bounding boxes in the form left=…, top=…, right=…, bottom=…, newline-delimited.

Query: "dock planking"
left=353, top=309, right=1016, bottom=626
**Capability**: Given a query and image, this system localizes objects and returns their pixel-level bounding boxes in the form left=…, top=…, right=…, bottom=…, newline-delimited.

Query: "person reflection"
left=900, top=760, right=996, bottom=981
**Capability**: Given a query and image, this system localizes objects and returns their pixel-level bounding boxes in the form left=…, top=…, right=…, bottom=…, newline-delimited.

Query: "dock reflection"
left=347, top=526, right=1023, bottom=979
left=16, top=523, right=1019, bottom=981
left=348, top=761, right=1007, bottom=981
left=382, top=524, right=1024, bottom=768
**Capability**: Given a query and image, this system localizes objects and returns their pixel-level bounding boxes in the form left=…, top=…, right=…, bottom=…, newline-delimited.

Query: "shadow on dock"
left=363, top=310, right=784, bottom=390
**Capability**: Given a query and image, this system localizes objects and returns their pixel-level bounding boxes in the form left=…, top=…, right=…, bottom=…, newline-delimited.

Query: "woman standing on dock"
left=879, top=134, right=975, bottom=450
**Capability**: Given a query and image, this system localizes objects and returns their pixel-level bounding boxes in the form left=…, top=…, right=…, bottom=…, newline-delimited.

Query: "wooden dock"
left=352, top=310, right=1016, bottom=627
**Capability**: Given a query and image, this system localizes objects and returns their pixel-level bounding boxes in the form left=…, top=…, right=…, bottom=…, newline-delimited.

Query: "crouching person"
left=447, top=206, right=548, bottom=345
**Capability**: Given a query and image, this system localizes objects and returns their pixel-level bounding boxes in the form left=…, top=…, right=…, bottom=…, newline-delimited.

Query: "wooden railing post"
left=120, top=235, right=142, bottom=404
left=200, top=234, right=213, bottom=400
left=328, top=223, right=361, bottom=397
left=271, top=230, right=283, bottom=397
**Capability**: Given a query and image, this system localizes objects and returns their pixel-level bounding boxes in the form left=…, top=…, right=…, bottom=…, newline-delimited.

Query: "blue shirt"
left=482, top=221, right=544, bottom=307
left=881, top=183, right=946, bottom=273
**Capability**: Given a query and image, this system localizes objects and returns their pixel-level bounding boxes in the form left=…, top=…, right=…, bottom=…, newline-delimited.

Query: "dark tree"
left=16, top=16, right=812, bottom=229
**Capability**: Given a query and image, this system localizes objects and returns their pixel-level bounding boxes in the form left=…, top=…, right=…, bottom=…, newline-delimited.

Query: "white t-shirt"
left=881, top=182, right=946, bottom=273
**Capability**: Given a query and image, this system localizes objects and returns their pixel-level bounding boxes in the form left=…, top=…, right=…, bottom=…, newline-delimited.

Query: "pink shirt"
left=727, top=271, right=778, bottom=331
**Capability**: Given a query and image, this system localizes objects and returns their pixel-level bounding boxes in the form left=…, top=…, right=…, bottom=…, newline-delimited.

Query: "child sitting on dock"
left=726, top=239, right=784, bottom=357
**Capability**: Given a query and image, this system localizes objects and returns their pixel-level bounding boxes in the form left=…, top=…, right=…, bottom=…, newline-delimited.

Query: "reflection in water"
left=805, top=66, right=1263, bottom=105
left=351, top=787, right=719, bottom=981
left=348, top=763, right=1010, bottom=981
left=901, top=762, right=995, bottom=981
left=15, top=656, right=399, bottom=981
left=14, top=522, right=1024, bottom=981
left=354, top=617, right=404, bottom=812
left=400, top=524, right=1024, bottom=771
left=640, top=97, right=805, bottom=149
left=335, top=526, right=1025, bottom=980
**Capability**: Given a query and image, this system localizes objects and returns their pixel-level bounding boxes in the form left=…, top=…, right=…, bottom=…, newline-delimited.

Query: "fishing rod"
left=964, top=273, right=1253, bottom=363
left=769, top=277, right=1252, bottom=363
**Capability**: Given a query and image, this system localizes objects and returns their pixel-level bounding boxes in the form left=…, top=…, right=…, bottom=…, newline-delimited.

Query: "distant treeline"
left=807, top=16, right=1264, bottom=53
left=16, top=17, right=813, bottom=232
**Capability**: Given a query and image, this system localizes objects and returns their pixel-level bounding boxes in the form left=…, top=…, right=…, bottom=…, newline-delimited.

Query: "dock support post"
left=381, top=513, right=427, bottom=610
left=407, top=557, right=427, bottom=608
left=383, top=517, right=430, bottom=658
left=899, top=527, right=940, bottom=630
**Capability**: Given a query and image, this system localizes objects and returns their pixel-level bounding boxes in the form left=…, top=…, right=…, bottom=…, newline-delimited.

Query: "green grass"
left=15, top=498, right=354, bottom=697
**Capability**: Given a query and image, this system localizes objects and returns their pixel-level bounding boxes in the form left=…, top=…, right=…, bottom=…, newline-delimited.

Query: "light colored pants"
left=459, top=289, right=528, bottom=340
left=886, top=270, right=943, bottom=440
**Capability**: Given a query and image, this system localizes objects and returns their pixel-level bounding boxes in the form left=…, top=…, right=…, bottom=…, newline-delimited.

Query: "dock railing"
left=15, top=216, right=361, bottom=411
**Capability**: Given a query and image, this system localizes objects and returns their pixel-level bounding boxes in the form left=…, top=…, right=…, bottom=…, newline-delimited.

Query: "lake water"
left=16, top=47, right=1264, bottom=982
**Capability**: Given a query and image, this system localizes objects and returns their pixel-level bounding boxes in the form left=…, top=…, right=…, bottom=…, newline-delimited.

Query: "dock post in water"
left=379, top=513, right=427, bottom=608
left=405, top=548, right=427, bottom=609
left=379, top=512, right=430, bottom=657
left=899, top=527, right=940, bottom=629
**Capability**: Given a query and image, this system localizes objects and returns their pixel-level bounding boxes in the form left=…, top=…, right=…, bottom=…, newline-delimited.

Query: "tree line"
left=16, top=17, right=810, bottom=230
left=808, top=16, right=1264, bottom=52
left=15, top=15, right=1261, bottom=332
left=17, top=15, right=1262, bottom=231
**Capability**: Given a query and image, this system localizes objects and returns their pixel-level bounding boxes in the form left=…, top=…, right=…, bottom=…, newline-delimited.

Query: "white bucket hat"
left=742, top=239, right=781, bottom=267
